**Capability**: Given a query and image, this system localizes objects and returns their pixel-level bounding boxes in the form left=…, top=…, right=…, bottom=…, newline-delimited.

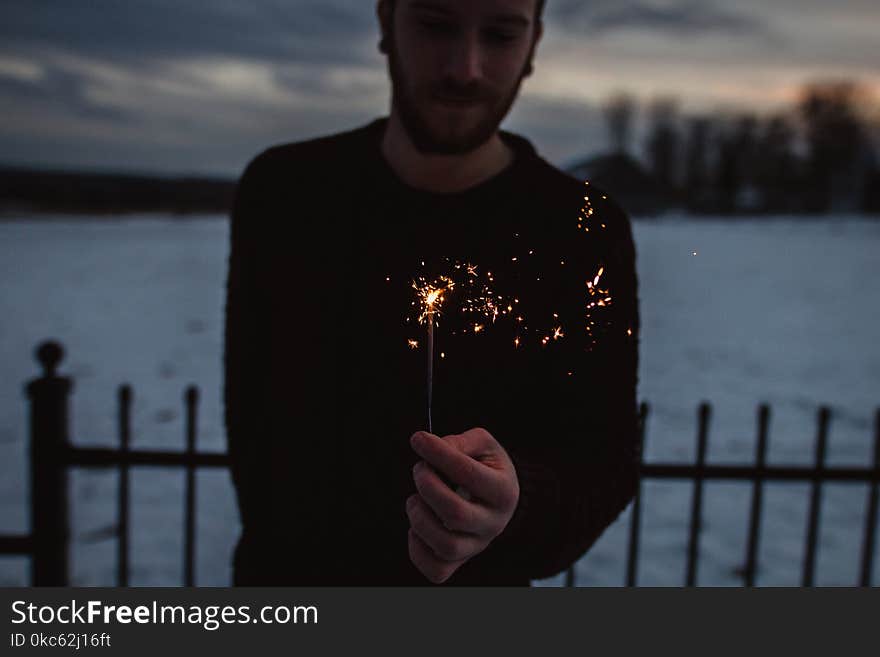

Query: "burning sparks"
left=404, top=197, right=617, bottom=355
left=583, top=265, right=614, bottom=348
left=404, top=258, right=615, bottom=351
left=413, top=276, right=455, bottom=324
left=586, top=266, right=612, bottom=310
left=401, top=179, right=626, bottom=419
left=577, top=181, right=595, bottom=233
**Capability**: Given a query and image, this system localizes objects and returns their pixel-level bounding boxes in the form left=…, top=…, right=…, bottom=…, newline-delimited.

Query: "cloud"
left=1, top=0, right=875, bottom=176
left=548, top=0, right=766, bottom=38
left=0, top=0, right=379, bottom=68
left=0, top=1, right=394, bottom=172
left=0, top=55, right=46, bottom=82
left=0, top=1, right=391, bottom=174
left=0, top=61, right=132, bottom=124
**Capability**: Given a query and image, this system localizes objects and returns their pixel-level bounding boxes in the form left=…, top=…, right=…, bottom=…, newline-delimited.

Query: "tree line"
left=602, top=80, right=879, bottom=215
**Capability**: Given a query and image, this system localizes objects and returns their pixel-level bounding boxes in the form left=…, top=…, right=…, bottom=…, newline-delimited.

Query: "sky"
left=1, top=0, right=878, bottom=177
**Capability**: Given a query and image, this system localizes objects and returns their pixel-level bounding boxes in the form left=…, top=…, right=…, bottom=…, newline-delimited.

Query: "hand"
left=407, top=427, right=520, bottom=584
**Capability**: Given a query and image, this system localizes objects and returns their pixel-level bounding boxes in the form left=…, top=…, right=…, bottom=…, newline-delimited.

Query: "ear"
left=524, top=18, right=543, bottom=77
left=531, top=17, right=543, bottom=56
left=377, top=0, right=392, bottom=54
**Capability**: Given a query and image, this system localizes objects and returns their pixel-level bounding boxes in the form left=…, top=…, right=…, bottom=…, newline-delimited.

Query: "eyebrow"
left=408, top=2, right=531, bottom=28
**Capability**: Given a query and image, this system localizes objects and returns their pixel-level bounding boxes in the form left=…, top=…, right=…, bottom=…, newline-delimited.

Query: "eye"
left=483, top=29, right=519, bottom=46
left=418, top=19, right=456, bottom=36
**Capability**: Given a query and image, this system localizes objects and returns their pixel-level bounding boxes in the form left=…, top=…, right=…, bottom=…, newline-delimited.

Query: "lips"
left=433, top=95, right=481, bottom=107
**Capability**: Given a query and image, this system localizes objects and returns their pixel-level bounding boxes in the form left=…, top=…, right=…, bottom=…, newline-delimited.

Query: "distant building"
left=828, top=143, right=876, bottom=214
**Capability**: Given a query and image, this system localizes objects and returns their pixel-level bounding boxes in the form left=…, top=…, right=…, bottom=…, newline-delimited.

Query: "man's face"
left=383, top=0, right=542, bottom=155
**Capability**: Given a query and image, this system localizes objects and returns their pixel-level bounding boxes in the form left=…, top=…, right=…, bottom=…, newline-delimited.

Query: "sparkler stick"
left=426, top=309, right=434, bottom=433
left=414, top=279, right=453, bottom=433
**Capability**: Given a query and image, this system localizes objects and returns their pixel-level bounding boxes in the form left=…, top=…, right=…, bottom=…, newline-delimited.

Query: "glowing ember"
left=586, top=266, right=612, bottom=310
left=405, top=247, right=616, bottom=353
left=413, top=276, right=455, bottom=324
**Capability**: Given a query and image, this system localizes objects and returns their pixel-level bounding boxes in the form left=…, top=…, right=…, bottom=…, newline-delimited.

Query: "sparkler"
left=407, top=255, right=616, bottom=384
left=404, top=182, right=622, bottom=423
left=413, top=276, right=454, bottom=432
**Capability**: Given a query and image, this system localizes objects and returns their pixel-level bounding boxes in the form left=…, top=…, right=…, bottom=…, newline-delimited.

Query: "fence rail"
left=626, top=403, right=879, bottom=588
left=1, top=340, right=878, bottom=586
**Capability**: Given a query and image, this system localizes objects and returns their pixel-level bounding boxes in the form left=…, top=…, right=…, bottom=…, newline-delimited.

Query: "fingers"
left=412, top=460, right=496, bottom=536
left=407, top=528, right=466, bottom=584
left=406, top=494, right=483, bottom=563
left=410, top=430, right=506, bottom=506
left=443, top=427, right=498, bottom=457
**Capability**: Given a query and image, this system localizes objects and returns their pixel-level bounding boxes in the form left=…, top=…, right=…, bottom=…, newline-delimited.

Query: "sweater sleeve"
left=482, top=195, right=641, bottom=582
left=223, top=148, right=344, bottom=582
left=223, top=150, right=275, bottom=536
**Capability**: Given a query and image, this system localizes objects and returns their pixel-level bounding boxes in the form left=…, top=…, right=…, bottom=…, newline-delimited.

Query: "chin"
left=430, top=119, right=493, bottom=146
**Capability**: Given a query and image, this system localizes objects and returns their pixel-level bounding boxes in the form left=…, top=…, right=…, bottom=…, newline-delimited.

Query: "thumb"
left=445, top=427, right=505, bottom=462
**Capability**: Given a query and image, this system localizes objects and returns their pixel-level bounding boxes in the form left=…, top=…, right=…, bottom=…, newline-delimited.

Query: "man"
left=224, top=0, right=640, bottom=585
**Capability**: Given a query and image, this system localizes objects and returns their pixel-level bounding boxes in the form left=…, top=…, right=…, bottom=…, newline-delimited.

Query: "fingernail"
left=410, top=432, right=422, bottom=447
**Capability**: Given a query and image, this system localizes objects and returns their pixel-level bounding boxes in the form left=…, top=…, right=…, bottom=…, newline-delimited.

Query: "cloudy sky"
left=1, top=0, right=877, bottom=177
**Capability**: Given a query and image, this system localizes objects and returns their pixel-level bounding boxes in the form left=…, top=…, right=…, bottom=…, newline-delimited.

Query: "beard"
left=386, top=38, right=530, bottom=155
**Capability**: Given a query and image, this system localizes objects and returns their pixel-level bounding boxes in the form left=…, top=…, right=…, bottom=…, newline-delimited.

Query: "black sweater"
left=223, top=117, right=640, bottom=585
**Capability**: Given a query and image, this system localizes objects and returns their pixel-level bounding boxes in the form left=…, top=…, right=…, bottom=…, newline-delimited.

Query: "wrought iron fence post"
left=25, top=340, right=72, bottom=586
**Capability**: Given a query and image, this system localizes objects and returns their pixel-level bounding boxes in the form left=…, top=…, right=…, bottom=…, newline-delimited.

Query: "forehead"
left=400, top=0, right=537, bottom=24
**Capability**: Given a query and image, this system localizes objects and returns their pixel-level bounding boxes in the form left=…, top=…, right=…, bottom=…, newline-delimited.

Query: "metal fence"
left=618, top=402, right=879, bottom=588
left=0, top=341, right=228, bottom=586
left=1, top=340, right=878, bottom=586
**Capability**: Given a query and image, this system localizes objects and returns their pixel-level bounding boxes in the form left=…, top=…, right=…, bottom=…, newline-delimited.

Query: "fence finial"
left=35, top=341, right=64, bottom=377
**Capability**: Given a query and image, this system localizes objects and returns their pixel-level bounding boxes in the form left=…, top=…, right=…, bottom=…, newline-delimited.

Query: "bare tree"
left=798, top=79, right=871, bottom=211
left=645, top=97, right=681, bottom=190
left=756, top=115, right=798, bottom=212
left=683, top=115, right=712, bottom=208
left=603, top=92, right=637, bottom=155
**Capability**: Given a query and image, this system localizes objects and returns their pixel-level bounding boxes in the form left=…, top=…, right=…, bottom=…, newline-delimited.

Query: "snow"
left=1, top=214, right=878, bottom=586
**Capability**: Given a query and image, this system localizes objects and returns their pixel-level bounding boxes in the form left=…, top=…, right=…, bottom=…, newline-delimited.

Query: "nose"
left=443, top=33, right=483, bottom=85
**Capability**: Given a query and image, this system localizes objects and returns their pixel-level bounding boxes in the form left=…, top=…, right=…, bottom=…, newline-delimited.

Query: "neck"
left=380, top=110, right=515, bottom=194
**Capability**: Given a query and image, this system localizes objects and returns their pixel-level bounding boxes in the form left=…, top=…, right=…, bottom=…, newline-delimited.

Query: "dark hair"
left=387, top=0, right=546, bottom=21
left=380, top=1, right=545, bottom=55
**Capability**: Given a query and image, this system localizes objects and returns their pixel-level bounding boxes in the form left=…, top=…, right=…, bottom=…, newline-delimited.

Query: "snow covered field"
left=1, top=214, right=878, bottom=586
